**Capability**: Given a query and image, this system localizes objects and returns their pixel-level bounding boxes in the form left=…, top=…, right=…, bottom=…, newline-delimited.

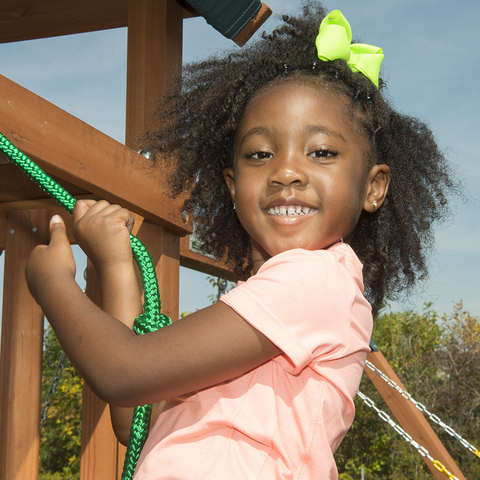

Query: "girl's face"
left=224, top=80, right=388, bottom=272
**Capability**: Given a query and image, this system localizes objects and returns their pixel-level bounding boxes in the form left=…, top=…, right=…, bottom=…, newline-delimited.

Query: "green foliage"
left=434, top=303, right=480, bottom=479
left=40, top=326, right=82, bottom=479
left=335, top=303, right=480, bottom=479
left=39, top=474, right=79, bottom=480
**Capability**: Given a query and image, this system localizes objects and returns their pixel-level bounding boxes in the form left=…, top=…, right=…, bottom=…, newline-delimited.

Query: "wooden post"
left=80, top=263, right=125, bottom=480
left=125, top=0, right=183, bottom=148
left=365, top=351, right=466, bottom=480
left=0, top=209, right=49, bottom=480
left=80, top=1, right=183, bottom=478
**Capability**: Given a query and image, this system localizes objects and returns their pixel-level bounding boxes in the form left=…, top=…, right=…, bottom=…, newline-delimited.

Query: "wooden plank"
left=0, top=73, right=190, bottom=235
left=0, top=0, right=127, bottom=43
left=232, top=2, right=272, bottom=47
left=0, top=0, right=198, bottom=44
left=0, top=197, right=237, bottom=280
left=0, top=199, right=79, bottom=250
left=365, top=351, right=465, bottom=480
left=179, top=235, right=236, bottom=280
left=0, top=163, right=89, bottom=203
left=0, top=209, right=49, bottom=480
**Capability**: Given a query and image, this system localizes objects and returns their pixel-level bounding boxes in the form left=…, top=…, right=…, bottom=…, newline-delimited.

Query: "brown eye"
left=247, top=151, right=273, bottom=160
left=310, top=149, right=335, bottom=158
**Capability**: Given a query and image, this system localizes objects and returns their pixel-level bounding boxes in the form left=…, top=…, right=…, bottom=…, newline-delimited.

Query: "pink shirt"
left=134, top=243, right=372, bottom=479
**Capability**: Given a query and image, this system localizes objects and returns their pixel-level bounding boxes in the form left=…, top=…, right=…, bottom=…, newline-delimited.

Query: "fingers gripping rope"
left=0, top=132, right=170, bottom=480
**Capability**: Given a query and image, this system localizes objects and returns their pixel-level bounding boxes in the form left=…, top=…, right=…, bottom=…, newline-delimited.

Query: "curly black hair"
left=141, top=1, right=458, bottom=316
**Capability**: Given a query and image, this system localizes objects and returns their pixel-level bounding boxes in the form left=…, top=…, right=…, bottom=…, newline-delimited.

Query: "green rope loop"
left=0, top=131, right=170, bottom=479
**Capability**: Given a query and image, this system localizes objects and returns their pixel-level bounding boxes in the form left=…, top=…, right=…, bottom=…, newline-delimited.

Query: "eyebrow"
left=237, top=125, right=347, bottom=146
left=306, top=125, right=347, bottom=143
left=237, top=126, right=270, bottom=146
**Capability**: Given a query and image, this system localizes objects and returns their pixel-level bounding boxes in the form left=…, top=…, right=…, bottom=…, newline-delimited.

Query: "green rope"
left=0, top=132, right=170, bottom=479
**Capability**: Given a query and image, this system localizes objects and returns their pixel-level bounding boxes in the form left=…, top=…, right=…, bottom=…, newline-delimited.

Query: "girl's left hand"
left=26, top=215, right=76, bottom=302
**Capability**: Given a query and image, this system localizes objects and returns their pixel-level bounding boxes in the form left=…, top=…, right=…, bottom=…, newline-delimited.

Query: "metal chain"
left=357, top=390, right=460, bottom=480
left=40, top=352, right=66, bottom=432
left=365, top=359, right=480, bottom=460
left=216, top=277, right=228, bottom=302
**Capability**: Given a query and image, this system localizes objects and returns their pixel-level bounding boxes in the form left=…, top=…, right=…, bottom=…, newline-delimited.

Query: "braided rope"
left=0, top=132, right=170, bottom=479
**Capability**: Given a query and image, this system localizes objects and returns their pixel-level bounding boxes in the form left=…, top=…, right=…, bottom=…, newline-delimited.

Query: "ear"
left=223, top=167, right=236, bottom=204
left=363, top=164, right=391, bottom=213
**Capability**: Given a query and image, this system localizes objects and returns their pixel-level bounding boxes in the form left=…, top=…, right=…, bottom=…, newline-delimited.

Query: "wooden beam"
left=179, top=235, right=236, bottom=281
left=232, top=2, right=272, bottom=47
left=0, top=73, right=190, bottom=235
left=0, top=209, right=49, bottom=480
left=365, top=351, right=465, bottom=480
left=0, top=199, right=79, bottom=250
left=0, top=0, right=127, bottom=43
left=0, top=0, right=198, bottom=44
left=0, top=163, right=89, bottom=203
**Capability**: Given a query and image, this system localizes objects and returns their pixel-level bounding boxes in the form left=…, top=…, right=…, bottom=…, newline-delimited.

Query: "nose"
left=267, top=153, right=308, bottom=188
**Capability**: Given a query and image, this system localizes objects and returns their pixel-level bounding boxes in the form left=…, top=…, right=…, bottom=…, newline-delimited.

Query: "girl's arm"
left=100, top=261, right=163, bottom=445
left=26, top=202, right=281, bottom=409
left=92, top=232, right=142, bottom=446
left=74, top=201, right=161, bottom=445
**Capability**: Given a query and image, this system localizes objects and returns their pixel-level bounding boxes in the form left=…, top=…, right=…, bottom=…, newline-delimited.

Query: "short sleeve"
left=220, top=245, right=369, bottom=374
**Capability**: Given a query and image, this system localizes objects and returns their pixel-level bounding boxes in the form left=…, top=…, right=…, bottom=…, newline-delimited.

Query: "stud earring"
left=372, top=199, right=378, bottom=211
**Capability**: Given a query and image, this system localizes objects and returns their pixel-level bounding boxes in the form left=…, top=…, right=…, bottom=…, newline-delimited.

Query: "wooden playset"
left=0, top=1, right=466, bottom=479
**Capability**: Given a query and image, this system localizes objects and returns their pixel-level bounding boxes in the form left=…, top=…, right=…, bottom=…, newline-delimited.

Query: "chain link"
left=40, top=352, right=66, bottom=432
left=357, top=391, right=460, bottom=480
left=365, top=360, right=480, bottom=459
left=216, top=277, right=228, bottom=302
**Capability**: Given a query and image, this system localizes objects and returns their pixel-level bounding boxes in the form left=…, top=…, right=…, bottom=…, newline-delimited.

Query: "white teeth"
left=267, top=206, right=314, bottom=216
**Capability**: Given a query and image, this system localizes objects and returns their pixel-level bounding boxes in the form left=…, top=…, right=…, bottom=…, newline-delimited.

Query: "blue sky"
left=1, top=0, right=479, bottom=319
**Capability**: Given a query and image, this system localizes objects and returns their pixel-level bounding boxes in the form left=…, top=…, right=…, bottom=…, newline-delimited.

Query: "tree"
left=335, top=304, right=480, bottom=479
left=40, top=325, right=82, bottom=479
left=434, top=303, right=480, bottom=479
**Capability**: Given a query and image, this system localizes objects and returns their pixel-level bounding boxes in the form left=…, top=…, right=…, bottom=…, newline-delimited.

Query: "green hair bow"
left=315, top=10, right=384, bottom=88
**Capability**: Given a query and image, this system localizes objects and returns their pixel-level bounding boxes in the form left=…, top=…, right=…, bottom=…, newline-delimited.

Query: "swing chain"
left=365, top=360, right=480, bottom=459
left=357, top=391, right=460, bottom=480
left=216, top=277, right=228, bottom=302
left=40, top=352, right=66, bottom=432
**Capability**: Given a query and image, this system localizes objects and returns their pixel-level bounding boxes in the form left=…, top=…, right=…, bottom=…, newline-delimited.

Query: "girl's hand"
left=73, top=200, right=135, bottom=274
left=26, top=215, right=76, bottom=303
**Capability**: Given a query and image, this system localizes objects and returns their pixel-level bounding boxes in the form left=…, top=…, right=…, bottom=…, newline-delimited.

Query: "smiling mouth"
left=266, top=205, right=316, bottom=216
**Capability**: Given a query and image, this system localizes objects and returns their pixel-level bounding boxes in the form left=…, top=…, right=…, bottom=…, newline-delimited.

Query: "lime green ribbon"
left=315, top=10, right=384, bottom=88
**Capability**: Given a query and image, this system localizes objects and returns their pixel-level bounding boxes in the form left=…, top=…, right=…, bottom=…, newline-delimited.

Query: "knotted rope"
left=0, top=131, right=170, bottom=480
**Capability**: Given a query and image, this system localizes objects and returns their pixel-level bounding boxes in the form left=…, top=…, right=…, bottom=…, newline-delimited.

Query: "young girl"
left=26, top=3, right=457, bottom=479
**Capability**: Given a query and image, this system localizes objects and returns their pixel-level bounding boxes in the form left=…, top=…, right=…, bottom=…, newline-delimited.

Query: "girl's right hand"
left=73, top=200, right=135, bottom=274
